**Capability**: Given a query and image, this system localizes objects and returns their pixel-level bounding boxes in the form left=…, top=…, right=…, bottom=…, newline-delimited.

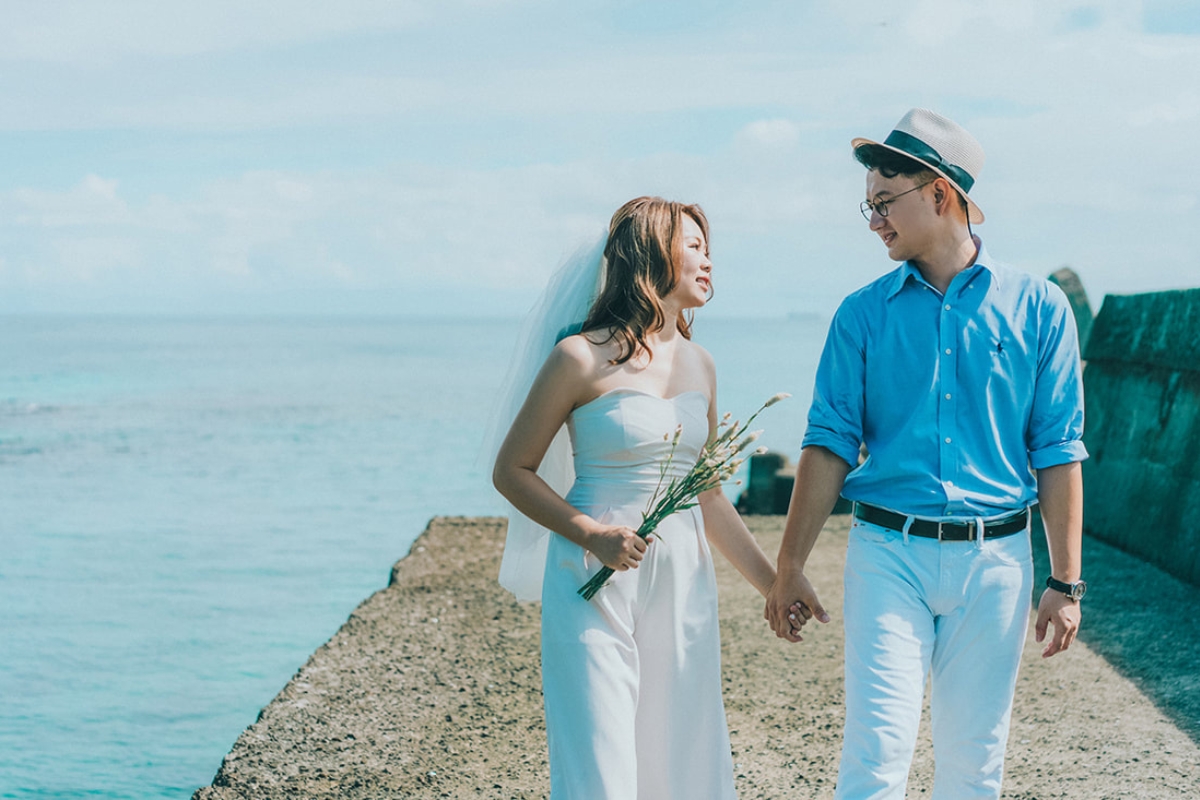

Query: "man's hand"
left=764, top=446, right=848, bottom=643
left=764, top=567, right=830, bottom=643
left=1034, top=588, right=1081, bottom=658
left=1035, top=462, right=1083, bottom=658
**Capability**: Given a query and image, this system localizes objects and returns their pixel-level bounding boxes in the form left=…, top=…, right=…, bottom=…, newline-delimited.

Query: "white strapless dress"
left=540, top=388, right=737, bottom=800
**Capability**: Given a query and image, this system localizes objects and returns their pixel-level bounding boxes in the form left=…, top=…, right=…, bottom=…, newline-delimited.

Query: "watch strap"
left=1045, top=575, right=1086, bottom=601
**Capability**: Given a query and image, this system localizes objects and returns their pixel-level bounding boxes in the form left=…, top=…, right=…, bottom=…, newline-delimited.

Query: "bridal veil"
left=485, top=233, right=607, bottom=601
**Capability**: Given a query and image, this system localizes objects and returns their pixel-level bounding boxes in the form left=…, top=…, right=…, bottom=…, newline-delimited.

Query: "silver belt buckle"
left=936, top=520, right=944, bottom=541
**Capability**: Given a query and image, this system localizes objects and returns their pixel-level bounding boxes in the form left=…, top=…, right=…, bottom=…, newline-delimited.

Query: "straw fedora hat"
left=852, top=108, right=986, bottom=224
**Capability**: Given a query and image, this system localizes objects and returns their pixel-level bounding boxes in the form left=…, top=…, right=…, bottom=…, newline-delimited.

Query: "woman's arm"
left=492, top=338, right=649, bottom=572
left=693, top=345, right=775, bottom=596
left=699, top=488, right=776, bottom=596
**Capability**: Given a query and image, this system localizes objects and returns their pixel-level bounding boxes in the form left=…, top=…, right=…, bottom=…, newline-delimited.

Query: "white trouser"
left=835, top=516, right=1034, bottom=800
left=539, top=509, right=736, bottom=800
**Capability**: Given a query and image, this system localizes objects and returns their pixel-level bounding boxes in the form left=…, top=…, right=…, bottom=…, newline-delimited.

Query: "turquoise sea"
left=0, top=314, right=825, bottom=798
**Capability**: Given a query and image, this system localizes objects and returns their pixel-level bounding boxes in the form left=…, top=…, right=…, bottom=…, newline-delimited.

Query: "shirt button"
left=944, top=304, right=951, bottom=311
left=945, top=348, right=952, bottom=355
left=945, top=437, right=952, bottom=443
left=947, top=480, right=954, bottom=486
left=945, top=393, right=952, bottom=399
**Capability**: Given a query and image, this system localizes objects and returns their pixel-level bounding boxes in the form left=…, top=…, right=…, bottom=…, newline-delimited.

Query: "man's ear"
left=932, top=180, right=950, bottom=215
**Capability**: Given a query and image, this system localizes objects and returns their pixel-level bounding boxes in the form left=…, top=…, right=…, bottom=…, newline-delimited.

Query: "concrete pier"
left=193, top=515, right=1200, bottom=799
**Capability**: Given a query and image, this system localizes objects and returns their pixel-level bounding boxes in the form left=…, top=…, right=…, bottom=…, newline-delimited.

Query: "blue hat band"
left=883, top=130, right=975, bottom=193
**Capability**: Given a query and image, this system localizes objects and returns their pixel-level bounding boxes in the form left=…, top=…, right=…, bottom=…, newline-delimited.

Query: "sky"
left=1, top=0, right=1198, bottom=318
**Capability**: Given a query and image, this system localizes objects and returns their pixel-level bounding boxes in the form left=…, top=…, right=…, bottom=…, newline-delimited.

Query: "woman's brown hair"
left=580, top=196, right=709, bottom=365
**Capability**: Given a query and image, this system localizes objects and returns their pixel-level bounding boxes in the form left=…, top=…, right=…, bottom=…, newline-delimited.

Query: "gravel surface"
left=194, top=515, right=1200, bottom=799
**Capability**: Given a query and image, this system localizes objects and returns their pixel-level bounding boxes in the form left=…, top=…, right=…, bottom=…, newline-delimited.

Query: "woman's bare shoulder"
left=555, top=332, right=600, bottom=361
left=556, top=329, right=625, bottom=366
left=679, top=338, right=717, bottom=400
left=547, top=332, right=614, bottom=381
left=683, top=337, right=716, bottom=372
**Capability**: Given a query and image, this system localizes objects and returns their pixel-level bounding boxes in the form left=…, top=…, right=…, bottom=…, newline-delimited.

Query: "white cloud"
left=1130, top=92, right=1200, bottom=125
left=1, top=2, right=1199, bottom=313
left=736, top=120, right=801, bottom=150
left=52, top=236, right=144, bottom=281
left=0, top=0, right=428, bottom=63
left=7, top=175, right=131, bottom=228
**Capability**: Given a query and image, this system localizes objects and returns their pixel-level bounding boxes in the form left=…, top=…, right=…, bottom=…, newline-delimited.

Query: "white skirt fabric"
left=539, top=389, right=737, bottom=800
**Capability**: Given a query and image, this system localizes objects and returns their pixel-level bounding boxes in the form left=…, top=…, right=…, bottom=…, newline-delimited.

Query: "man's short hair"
left=855, top=143, right=970, bottom=216
left=854, top=143, right=936, bottom=181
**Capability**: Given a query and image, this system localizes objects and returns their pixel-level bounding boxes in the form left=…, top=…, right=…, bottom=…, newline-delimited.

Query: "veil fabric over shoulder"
left=484, top=233, right=607, bottom=601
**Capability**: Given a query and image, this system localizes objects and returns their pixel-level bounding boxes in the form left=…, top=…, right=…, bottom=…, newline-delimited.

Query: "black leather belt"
left=853, top=502, right=1028, bottom=541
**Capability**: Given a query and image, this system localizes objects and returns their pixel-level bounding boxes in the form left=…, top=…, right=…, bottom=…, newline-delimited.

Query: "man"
left=764, top=109, right=1087, bottom=799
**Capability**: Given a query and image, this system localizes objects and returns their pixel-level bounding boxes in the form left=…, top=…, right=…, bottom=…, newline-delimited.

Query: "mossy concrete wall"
left=1082, top=288, right=1200, bottom=585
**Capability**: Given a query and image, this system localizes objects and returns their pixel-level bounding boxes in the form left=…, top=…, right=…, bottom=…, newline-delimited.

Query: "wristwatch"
left=1046, top=576, right=1087, bottom=601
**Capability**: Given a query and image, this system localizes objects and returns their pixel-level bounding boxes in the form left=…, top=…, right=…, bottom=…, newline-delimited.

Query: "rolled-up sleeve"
left=1027, top=284, right=1088, bottom=469
left=802, top=301, right=867, bottom=469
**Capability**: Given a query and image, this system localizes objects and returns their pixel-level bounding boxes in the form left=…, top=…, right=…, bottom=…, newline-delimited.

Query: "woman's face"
left=665, top=213, right=712, bottom=310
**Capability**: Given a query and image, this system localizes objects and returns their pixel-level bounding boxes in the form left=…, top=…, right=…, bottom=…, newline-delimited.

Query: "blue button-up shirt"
left=802, top=243, right=1087, bottom=517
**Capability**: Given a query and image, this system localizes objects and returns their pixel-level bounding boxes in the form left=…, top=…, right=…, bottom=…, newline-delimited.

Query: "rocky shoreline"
left=194, top=515, right=1200, bottom=799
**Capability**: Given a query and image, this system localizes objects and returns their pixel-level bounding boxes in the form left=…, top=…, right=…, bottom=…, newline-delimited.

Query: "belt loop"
left=974, top=515, right=986, bottom=550
left=901, top=514, right=913, bottom=546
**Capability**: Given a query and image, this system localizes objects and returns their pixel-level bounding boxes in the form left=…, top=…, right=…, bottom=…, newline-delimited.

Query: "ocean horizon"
left=0, top=313, right=826, bottom=797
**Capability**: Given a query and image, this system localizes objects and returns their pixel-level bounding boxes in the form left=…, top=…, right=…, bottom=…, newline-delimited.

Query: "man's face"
left=864, top=171, right=937, bottom=263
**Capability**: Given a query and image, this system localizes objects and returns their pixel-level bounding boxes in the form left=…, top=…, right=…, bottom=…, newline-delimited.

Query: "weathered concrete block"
left=741, top=451, right=787, bottom=514
left=1085, top=287, right=1200, bottom=369
left=1082, top=288, right=1200, bottom=586
left=737, top=451, right=852, bottom=516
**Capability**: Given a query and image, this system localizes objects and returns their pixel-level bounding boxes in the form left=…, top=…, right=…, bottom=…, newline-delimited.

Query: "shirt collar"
left=886, top=237, right=1000, bottom=299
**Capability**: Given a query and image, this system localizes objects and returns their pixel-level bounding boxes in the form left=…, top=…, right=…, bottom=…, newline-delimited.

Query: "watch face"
left=1071, top=581, right=1087, bottom=601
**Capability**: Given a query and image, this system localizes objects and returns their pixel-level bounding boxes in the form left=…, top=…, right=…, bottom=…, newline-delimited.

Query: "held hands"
left=764, top=568, right=830, bottom=643
left=1035, top=588, right=1081, bottom=658
left=584, top=524, right=650, bottom=572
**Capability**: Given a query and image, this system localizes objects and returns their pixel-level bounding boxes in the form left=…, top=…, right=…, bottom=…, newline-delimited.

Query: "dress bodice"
left=543, top=392, right=735, bottom=800
left=565, top=388, right=710, bottom=509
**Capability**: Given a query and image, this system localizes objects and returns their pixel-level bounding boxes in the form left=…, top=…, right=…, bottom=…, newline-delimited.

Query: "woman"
left=492, top=196, right=779, bottom=799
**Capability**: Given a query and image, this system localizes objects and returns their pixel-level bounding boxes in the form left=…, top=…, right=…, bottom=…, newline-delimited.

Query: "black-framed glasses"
left=860, top=181, right=933, bottom=221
